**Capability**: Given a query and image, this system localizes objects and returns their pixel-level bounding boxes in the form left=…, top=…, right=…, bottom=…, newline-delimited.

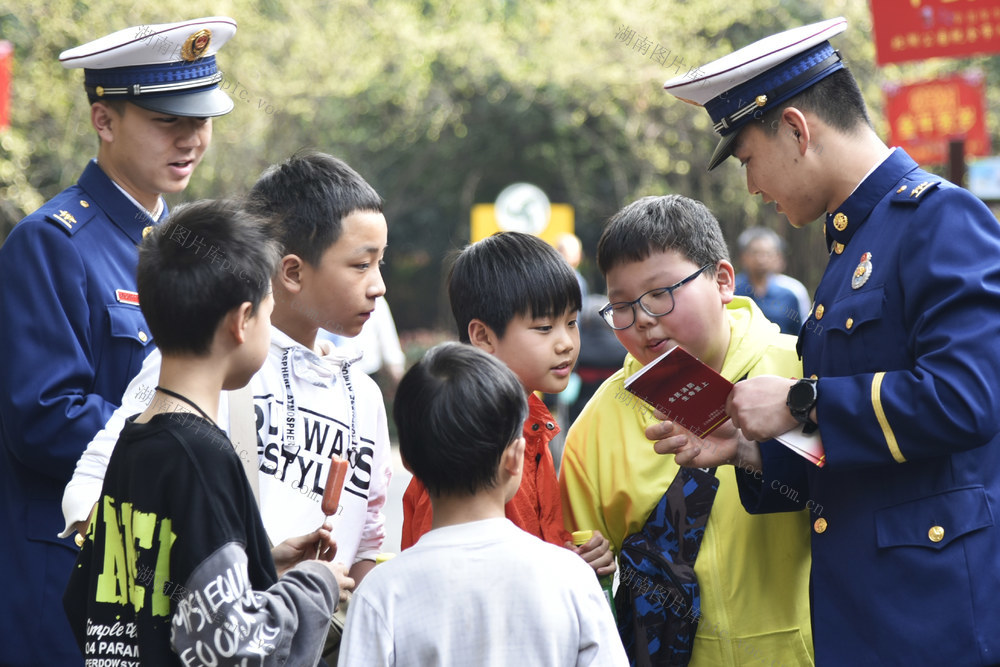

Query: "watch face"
left=789, top=380, right=817, bottom=410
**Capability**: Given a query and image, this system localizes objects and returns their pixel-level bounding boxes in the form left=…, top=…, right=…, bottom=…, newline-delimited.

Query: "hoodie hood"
left=269, top=326, right=363, bottom=388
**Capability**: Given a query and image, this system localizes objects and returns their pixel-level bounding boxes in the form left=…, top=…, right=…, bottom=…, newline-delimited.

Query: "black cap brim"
left=708, top=132, right=739, bottom=171
left=131, top=86, right=233, bottom=118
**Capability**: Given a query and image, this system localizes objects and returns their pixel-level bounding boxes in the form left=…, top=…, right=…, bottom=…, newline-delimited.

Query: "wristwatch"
left=786, top=378, right=818, bottom=429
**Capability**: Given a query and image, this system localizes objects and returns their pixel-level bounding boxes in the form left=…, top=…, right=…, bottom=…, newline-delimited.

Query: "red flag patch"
left=115, top=289, right=140, bottom=305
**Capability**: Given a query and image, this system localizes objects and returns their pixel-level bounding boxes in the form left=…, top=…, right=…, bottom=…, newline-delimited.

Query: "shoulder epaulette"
left=890, top=179, right=942, bottom=206
left=41, top=195, right=99, bottom=236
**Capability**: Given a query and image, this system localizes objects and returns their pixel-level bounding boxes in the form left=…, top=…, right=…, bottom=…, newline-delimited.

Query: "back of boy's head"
left=137, top=199, right=280, bottom=355
left=394, top=342, right=528, bottom=497
left=448, top=231, right=582, bottom=343
left=245, top=150, right=383, bottom=266
left=597, top=195, right=729, bottom=277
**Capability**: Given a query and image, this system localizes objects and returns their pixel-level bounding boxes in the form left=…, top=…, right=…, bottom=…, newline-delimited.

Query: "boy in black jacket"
left=64, top=200, right=351, bottom=665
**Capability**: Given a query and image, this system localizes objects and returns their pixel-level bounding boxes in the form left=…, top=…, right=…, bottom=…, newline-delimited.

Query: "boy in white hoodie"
left=62, top=152, right=392, bottom=645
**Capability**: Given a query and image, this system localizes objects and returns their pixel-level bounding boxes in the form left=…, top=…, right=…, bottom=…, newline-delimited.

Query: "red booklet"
left=624, top=345, right=733, bottom=438
left=624, top=345, right=826, bottom=466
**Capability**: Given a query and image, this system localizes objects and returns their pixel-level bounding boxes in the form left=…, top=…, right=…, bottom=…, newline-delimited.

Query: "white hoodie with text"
left=61, top=325, right=390, bottom=567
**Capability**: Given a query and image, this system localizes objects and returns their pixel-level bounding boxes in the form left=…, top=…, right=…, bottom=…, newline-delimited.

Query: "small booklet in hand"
left=623, top=345, right=733, bottom=438
left=624, top=345, right=826, bottom=466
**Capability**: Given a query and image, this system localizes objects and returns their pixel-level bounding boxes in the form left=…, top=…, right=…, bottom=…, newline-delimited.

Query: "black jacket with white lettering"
left=64, top=413, right=338, bottom=666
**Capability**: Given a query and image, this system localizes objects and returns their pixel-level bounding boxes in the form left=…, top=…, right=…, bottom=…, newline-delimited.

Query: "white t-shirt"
left=338, top=517, right=628, bottom=667
left=61, top=326, right=391, bottom=566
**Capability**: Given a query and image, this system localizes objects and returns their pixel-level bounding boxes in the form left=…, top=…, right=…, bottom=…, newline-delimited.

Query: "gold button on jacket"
left=814, top=518, right=828, bottom=533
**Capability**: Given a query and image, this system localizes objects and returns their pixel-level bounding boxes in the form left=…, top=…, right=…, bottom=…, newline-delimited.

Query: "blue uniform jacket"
left=0, top=160, right=156, bottom=664
left=737, top=149, right=1000, bottom=666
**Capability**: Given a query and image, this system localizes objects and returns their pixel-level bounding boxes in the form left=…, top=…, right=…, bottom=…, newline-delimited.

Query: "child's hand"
left=565, top=530, right=616, bottom=577
left=318, top=561, right=355, bottom=605
left=271, top=521, right=338, bottom=576
left=646, top=413, right=746, bottom=469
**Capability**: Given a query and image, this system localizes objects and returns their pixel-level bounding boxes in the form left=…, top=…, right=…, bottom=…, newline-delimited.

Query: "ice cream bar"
left=321, top=455, right=350, bottom=515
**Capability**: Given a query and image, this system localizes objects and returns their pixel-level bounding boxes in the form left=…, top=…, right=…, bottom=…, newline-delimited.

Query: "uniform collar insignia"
left=826, top=150, right=919, bottom=251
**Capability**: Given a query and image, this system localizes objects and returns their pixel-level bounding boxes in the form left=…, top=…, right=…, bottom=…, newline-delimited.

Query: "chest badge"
left=852, top=252, right=873, bottom=290
left=115, top=289, right=140, bottom=305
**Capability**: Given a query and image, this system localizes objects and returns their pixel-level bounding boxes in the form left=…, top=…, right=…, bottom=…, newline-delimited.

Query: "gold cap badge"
left=181, top=29, right=212, bottom=62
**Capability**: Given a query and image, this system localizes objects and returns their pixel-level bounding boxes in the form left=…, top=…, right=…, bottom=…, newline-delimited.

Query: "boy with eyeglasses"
left=559, top=195, right=814, bottom=666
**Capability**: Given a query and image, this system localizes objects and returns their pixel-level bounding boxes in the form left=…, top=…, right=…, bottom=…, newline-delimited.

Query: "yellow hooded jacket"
left=560, top=297, right=813, bottom=666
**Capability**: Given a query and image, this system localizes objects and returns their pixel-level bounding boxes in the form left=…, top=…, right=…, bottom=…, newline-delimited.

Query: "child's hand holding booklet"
left=626, top=345, right=824, bottom=466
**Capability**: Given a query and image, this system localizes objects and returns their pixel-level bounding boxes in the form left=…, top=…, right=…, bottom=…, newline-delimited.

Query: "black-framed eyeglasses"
left=599, top=264, right=712, bottom=330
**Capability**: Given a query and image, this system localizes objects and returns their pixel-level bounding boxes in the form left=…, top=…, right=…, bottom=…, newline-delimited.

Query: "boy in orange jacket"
left=401, top=232, right=613, bottom=576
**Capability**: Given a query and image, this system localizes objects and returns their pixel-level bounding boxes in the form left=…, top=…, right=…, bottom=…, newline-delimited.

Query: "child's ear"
left=468, top=319, right=498, bottom=354
left=276, top=254, right=305, bottom=294
left=227, top=302, right=255, bottom=344
left=501, top=436, right=526, bottom=479
left=715, top=260, right=736, bottom=305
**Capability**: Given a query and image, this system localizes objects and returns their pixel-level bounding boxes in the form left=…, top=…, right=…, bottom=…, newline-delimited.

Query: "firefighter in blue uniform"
left=0, top=18, right=235, bottom=664
left=653, top=17, right=1000, bottom=665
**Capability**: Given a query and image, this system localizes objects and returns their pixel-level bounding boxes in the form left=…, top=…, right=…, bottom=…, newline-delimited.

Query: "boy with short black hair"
left=62, top=152, right=393, bottom=659
left=340, top=342, right=627, bottom=665
left=66, top=150, right=390, bottom=574
left=240, top=152, right=390, bottom=581
left=559, top=195, right=814, bottom=666
left=63, top=199, right=349, bottom=664
left=401, top=231, right=614, bottom=574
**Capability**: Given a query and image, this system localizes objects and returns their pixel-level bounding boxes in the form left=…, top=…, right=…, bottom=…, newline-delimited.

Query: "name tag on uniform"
left=115, top=289, right=139, bottom=306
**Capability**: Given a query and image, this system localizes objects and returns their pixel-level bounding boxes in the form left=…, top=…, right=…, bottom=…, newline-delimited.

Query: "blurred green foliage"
left=2, top=0, right=997, bottom=332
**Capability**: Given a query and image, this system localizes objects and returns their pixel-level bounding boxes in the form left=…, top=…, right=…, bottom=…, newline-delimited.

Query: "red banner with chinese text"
left=872, top=0, right=1000, bottom=65
left=884, top=73, right=989, bottom=166
left=0, top=41, right=11, bottom=130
